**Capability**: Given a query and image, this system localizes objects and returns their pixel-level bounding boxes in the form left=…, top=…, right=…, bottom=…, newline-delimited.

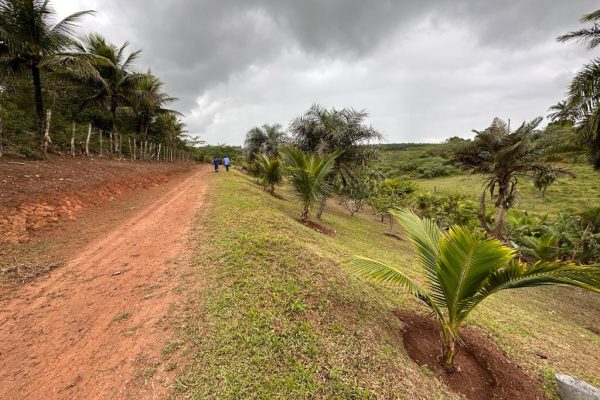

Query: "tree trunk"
left=157, top=143, right=161, bottom=162
left=42, top=109, right=52, bottom=154
left=128, top=137, right=133, bottom=162
left=492, top=183, right=510, bottom=240
left=440, top=326, right=457, bottom=372
left=479, top=190, right=490, bottom=233
left=31, top=65, right=45, bottom=151
left=85, top=123, right=91, bottom=157
left=109, top=131, right=113, bottom=157
left=316, top=196, right=327, bottom=220
left=132, top=138, right=137, bottom=161
left=119, top=135, right=122, bottom=159
left=110, top=106, right=118, bottom=155
left=300, top=205, right=309, bottom=221
left=99, top=130, right=103, bottom=157
left=70, top=123, right=76, bottom=157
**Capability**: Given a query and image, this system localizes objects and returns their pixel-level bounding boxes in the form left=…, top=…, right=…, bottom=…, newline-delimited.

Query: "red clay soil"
left=0, top=155, right=192, bottom=245
left=0, top=165, right=210, bottom=399
left=296, top=218, right=336, bottom=235
left=394, top=309, right=544, bottom=400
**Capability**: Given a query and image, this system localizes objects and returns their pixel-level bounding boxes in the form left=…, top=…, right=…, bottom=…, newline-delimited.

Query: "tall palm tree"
left=244, top=123, right=288, bottom=160
left=133, top=70, right=180, bottom=141
left=0, top=0, right=95, bottom=151
left=348, top=209, right=600, bottom=372
left=557, top=9, right=600, bottom=169
left=558, top=10, right=600, bottom=49
left=78, top=33, right=142, bottom=153
left=290, top=104, right=382, bottom=219
left=281, top=147, right=341, bottom=221
left=454, top=117, right=570, bottom=239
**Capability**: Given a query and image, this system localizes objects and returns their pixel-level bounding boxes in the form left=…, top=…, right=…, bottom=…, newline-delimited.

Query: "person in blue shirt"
left=212, top=156, right=220, bottom=172
left=223, top=156, right=231, bottom=172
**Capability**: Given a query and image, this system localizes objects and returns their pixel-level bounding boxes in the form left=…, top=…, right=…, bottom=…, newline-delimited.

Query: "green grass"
left=415, top=163, right=600, bottom=215
left=173, top=170, right=600, bottom=399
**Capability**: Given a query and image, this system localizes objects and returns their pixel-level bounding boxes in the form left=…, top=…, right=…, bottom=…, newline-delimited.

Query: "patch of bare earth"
left=0, top=155, right=192, bottom=245
left=0, top=164, right=210, bottom=399
left=395, top=309, right=544, bottom=400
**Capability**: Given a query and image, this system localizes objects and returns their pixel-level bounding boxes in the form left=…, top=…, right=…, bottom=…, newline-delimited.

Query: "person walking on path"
left=212, top=156, right=220, bottom=172
left=223, top=156, right=231, bottom=172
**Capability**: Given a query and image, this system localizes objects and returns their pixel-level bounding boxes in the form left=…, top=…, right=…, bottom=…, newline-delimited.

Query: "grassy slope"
left=415, top=163, right=600, bottom=215
left=173, top=170, right=600, bottom=399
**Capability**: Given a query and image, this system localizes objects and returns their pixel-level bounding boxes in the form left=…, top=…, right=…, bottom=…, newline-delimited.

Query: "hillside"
left=171, top=170, right=600, bottom=399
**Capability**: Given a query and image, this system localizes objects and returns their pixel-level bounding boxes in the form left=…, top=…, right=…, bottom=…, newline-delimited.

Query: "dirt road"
left=0, top=166, right=209, bottom=399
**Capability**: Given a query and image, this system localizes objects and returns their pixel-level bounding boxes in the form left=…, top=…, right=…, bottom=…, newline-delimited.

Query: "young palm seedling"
left=255, top=154, right=283, bottom=194
left=348, top=209, right=600, bottom=372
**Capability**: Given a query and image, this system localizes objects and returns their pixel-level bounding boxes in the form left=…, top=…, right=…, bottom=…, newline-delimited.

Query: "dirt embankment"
left=0, top=156, right=193, bottom=245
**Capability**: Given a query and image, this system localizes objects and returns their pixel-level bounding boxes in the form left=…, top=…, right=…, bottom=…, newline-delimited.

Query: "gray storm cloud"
left=55, top=0, right=598, bottom=144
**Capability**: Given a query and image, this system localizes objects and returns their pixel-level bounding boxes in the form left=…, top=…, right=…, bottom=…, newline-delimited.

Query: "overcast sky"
left=54, top=0, right=597, bottom=145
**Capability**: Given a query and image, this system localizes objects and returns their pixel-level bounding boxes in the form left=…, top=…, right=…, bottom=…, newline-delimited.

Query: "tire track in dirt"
left=0, top=166, right=210, bottom=399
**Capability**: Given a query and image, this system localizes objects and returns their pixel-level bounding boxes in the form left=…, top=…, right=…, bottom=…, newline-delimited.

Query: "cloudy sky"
left=54, top=0, right=597, bottom=145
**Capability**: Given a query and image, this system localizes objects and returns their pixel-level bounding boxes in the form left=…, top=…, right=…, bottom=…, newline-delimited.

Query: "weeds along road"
left=0, top=166, right=210, bottom=399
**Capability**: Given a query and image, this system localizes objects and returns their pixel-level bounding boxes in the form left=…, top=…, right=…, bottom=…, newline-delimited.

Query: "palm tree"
left=133, top=70, right=180, bottom=141
left=78, top=33, right=142, bottom=154
left=348, top=209, right=600, bottom=372
left=454, top=117, right=570, bottom=239
left=558, top=10, right=600, bottom=49
left=255, top=154, right=283, bottom=194
left=290, top=104, right=382, bottom=219
left=281, top=147, right=341, bottom=221
left=547, top=101, right=579, bottom=124
left=0, top=0, right=95, bottom=151
left=244, top=123, right=288, bottom=160
left=557, top=9, right=600, bottom=169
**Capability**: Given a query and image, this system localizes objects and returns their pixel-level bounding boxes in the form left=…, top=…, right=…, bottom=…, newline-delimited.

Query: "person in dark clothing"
left=223, top=156, right=231, bottom=172
left=212, top=157, right=220, bottom=172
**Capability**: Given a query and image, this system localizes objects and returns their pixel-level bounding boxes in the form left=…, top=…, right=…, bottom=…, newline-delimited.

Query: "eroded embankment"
left=0, top=156, right=193, bottom=245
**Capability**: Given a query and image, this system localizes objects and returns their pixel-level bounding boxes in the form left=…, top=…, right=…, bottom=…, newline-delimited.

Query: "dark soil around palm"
left=296, top=218, right=336, bottom=235
left=394, top=309, right=544, bottom=400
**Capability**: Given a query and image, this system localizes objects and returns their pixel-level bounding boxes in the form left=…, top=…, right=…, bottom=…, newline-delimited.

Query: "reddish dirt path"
left=0, top=166, right=209, bottom=399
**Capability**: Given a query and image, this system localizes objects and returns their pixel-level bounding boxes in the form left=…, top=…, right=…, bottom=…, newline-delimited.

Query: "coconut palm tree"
left=133, top=70, right=180, bottom=141
left=78, top=33, right=142, bottom=154
left=255, top=154, right=283, bottom=194
left=558, top=10, right=600, bottom=49
left=348, top=209, right=600, bottom=372
left=547, top=101, right=580, bottom=125
left=281, top=147, right=341, bottom=221
left=0, top=0, right=95, bottom=151
left=557, top=9, right=600, bottom=169
left=244, top=123, right=288, bottom=160
left=290, top=104, right=382, bottom=219
left=454, top=117, right=570, bottom=239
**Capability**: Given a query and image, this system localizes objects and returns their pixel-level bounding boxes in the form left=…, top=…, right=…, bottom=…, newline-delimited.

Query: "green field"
left=415, top=163, right=600, bottom=215
left=172, top=170, right=600, bottom=399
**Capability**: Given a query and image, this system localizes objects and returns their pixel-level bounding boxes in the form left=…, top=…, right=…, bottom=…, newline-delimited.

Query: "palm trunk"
left=70, top=123, right=76, bottom=157
left=42, top=109, right=52, bottom=154
left=440, top=326, right=457, bottom=372
left=110, top=105, right=118, bottom=155
left=479, top=190, right=490, bottom=233
left=300, top=205, right=309, bottom=221
left=316, top=196, right=327, bottom=220
left=85, top=123, right=91, bottom=157
left=31, top=65, right=45, bottom=151
left=492, top=183, right=510, bottom=239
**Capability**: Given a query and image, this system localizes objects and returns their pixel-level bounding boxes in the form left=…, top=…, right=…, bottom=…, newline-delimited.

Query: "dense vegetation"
left=0, top=0, right=206, bottom=160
